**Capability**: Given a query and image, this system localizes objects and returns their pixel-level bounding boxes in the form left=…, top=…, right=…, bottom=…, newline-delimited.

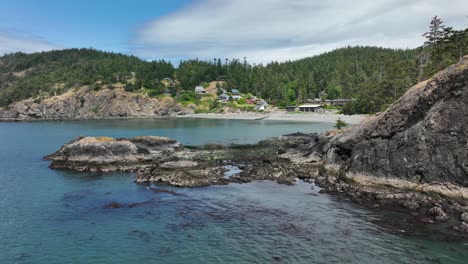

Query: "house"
left=232, top=95, right=242, bottom=101
left=231, top=89, right=240, bottom=95
left=285, top=106, right=297, bottom=112
left=298, top=104, right=322, bottom=112
left=218, top=94, right=230, bottom=103
left=245, top=99, right=256, bottom=105
left=330, top=99, right=354, bottom=106
left=255, top=100, right=268, bottom=111
left=195, top=86, right=206, bottom=94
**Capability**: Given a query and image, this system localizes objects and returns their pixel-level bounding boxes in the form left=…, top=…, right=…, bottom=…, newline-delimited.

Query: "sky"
left=1, top=0, right=467, bottom=63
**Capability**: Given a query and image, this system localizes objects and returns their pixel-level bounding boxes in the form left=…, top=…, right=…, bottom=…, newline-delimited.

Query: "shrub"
left=334, top=118, right=348, bottom=130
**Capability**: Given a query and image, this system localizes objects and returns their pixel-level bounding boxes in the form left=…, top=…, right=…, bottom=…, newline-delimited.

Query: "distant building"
left=245, top=99, right=256, bottom=105
left=231, top=89, right=240, bottom=95
left=195, top=86, right=206, bottom=94
left=232, top=95, right=242, bottom=101
left=285, top=106, right=297, bottom=112
left=298, top=104, right=322, bottom=112
left=218, top=94, right=230, bottom=103
left=306, top=98, right=353, bottom=106
left=255, top=100, right=268, bottom=111
left=256, top=99, right=268, bottom=106
left=330, top=99, right=353, bottom=106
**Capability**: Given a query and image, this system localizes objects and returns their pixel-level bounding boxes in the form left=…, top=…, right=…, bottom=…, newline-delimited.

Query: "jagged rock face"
left=0, top=87, right=187, bottom=120
left=44, top=136, right=184, bottom=172
left=327, top=56, right=468, bottom=186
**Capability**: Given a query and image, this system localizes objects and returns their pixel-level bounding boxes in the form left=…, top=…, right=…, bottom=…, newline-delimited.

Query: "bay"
left=0, top=118, right=466, bottom=264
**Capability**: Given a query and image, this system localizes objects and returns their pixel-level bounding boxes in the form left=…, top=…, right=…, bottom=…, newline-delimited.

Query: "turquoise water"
left=0, top=118, right=467, bottom=264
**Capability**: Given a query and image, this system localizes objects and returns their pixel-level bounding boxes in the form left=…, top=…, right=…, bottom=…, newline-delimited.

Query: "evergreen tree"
left=423, top=16, right=446, bottom=46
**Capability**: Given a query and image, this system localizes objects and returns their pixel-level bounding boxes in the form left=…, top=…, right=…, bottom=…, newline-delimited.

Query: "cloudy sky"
left=1, top=0, right=467, bottom=63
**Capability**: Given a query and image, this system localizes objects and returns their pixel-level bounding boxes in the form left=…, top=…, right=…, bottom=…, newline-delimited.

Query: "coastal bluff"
left=0, top=86, right=186, bottom=120
left=324, top=55, right=468, bottom=186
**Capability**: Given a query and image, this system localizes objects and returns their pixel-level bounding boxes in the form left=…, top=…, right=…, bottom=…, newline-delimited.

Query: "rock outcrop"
left=45, top=136, right=319, bottom=187
left=44, top=136, right=185, bottom=172
left=0, top=86, right=187, bottom=120
left=325, top=56, right=468, bottom=186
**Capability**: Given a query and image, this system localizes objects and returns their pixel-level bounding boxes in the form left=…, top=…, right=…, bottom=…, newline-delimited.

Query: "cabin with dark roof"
left=285, top=106, right=297, bottom=112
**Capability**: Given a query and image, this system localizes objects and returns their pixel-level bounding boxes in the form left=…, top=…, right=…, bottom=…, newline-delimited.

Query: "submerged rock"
left=461, top=212, right=468, bottom=222
left=428, top=206, right=449, bottom=222
left=453, top=222, right=468, bottom=233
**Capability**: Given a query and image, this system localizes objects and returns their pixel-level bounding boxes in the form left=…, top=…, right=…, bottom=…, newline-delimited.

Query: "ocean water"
left=0, top=118, right=467, bottom=264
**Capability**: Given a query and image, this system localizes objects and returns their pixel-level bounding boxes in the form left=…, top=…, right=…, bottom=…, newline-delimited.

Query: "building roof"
left=231, top=89, right=240, bottom=94
left=195, top=86, right=205, bottom=91
left=298, top=104, right=322, bottom=108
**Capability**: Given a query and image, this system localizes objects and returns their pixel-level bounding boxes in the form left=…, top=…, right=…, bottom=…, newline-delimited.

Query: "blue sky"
left=0, top=0, right=192, bottom=54
left=1, top=0, right=467, bottom=63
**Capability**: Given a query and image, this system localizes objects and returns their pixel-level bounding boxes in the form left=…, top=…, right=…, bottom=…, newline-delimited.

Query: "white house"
left=194, top=86, right=206, bottom=94
left=298, top=104, right=322, bottom=112
left=232, top=95, right=242, bottom=101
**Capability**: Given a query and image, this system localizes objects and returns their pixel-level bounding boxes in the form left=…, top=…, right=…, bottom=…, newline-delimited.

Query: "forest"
left=0, top=17, right=466, bottom=114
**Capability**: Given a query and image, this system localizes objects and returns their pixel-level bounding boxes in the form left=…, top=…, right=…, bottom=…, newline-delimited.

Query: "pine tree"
left=423, top=16, right=446, bottom=46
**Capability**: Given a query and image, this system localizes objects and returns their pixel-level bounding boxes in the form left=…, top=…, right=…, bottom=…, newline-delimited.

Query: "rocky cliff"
left=324, top=55, right=468, bottom=186
left=0, top=86, right=187, bottom=120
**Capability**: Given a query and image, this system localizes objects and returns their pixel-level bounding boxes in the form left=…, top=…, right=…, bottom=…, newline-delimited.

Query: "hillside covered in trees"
left=0, top=17, right=466, bottom=114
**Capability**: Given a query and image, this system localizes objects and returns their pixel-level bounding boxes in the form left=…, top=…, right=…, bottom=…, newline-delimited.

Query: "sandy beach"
left=179, top=112, right=368, bottom=124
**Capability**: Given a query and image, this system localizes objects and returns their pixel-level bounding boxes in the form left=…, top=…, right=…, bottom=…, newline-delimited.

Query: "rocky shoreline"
left=0, top=86, right=188, bottom=120
left=44, top=134, right=468, bottom=234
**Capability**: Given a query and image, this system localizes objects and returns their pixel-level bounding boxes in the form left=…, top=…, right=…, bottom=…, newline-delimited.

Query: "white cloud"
left=0, top=32, right=60, bottom=55
left=134, top=0, right=468, bottom=63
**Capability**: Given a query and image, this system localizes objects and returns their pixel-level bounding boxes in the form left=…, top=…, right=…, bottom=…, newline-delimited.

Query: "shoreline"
left=0, top=112, right=368, bottom=124
left=45, top=135, right=468, bottom=235
left=179, top=112, right=368, bottom=124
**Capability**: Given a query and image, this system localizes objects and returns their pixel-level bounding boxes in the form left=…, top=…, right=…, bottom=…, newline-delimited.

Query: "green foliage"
left=177, top=92, right=198, bottom=105
left=322, top=104, right=341, bottom=110
left=237, top=97, right=246, bottom=104
left=286, top=88, right=296, bottom=104
left=334, top=118, right=348, bottom=130
left=0, top=48, right=174, bottom=106
left=420, top=27, right=468, bottom=79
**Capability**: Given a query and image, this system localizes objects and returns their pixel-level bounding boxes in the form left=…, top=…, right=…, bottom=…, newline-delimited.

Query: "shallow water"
left=0, top=118, right=467, bottom=264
